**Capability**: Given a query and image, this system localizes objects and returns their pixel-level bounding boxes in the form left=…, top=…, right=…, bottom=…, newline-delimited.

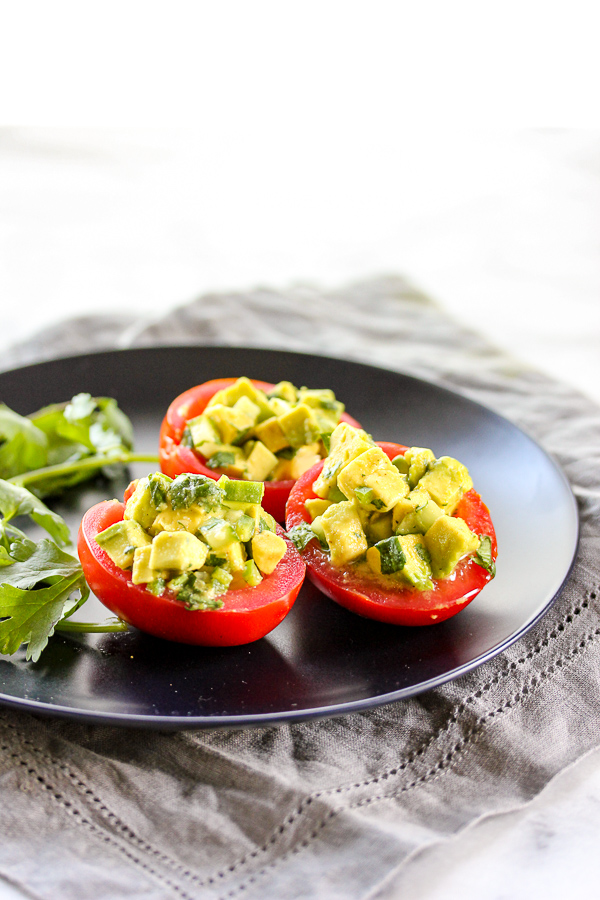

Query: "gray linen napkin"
left=1, top=276, right=599, bottom=900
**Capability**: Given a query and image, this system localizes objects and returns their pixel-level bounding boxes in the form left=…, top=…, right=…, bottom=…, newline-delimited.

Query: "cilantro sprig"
left=474, top=534, right=496, bottom=577
left=0, top=479, right=127, bottom=661
left=0, top=393, right=164, bottom=661
left=1, top=393, right=157, bottom=498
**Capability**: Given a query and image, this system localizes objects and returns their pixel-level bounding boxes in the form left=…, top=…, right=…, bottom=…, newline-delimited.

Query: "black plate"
left=0, top=347, right=578, bottom=728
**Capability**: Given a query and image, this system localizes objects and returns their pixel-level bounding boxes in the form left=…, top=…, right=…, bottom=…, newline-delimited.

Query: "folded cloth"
left=1, top=276, right=598, bottom=900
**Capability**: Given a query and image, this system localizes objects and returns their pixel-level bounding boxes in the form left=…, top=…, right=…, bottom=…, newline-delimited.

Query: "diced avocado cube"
left=243, top=559, right=263, bottom=587
left=397, top=534, right=433, bottom=589
left=253, top=416, right=291, bottom=453
left=309, top=515, right=328, bottom=547
left=234, top=514, right=256, bottom=542
left=290, top=443, right=322, bottom=480
left=337, top=446, right=409, bottom=512
left=206, top=378, right=273, bottom=420
left=211, top=566, right=233, bottom=593
left=305, top=497, right=332, bottom=520
left=251, top=531, right=287, bottom=574
left=267, top=381, right=298, bottom=404
left=297, top=387, right=337, bottom=405
left=186, top=414, right=222, bottom=452
left=199, top=517, right=238, bottom=550
left=218, top=475, right=265, bottom=506
left=418, top=457, right=473, bottom=513
left=225, top=540, right=246, bottom=572
left=149, top=531, right=209, bottom=572
left=278, top=404, right=321, bottom=449
left=271, top=458, right=293, bottom=481
left=194, top=440, right=224, bottom=460
left=124, top=479, right=157, bottom=530
left=391, top=454, right=409, bottom=475
left=364, top=511, right=394, bottom=544
left=392, top=496, right=418, bottom=532
left=395, top=488, right=444, bottom=535
left=298, top=389, right=344, bottom=431
left=245, top=440, right=278, bottom=481
left=258, top=511, right=277, bottom=533
left=95, top=520, right=152, bottom=570
left=150, top=505, right=207, bottom=535
left=131, top=545, right=157, bottom=584
left=313, top=423, right=373, bottom=498
left=320, top=500, right=368, bottom=567
left=205, top=403, right=255, bottom=446
left=404, top=447, right=436, bottom=488
left=228, top=502, right=263, bottom=530
left=232, top=395, right=261, bottom=424
left=327, top=485, right=348, bottom=503
left=366, top=534, right=432, bottom=588
left=424, top=515, right=480, bottom=578
left=268, top=397, right=292, bottom=417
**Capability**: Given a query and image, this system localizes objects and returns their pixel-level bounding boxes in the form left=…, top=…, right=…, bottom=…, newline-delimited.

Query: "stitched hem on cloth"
left=1, top=588, right=597, bottom=899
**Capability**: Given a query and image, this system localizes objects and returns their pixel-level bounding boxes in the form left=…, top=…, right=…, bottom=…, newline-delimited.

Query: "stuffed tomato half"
left=285, top=424, right=497, bottom=626
left=78, top=472, right=305, bottom=646
left=159, top=377, right=362, bottom=522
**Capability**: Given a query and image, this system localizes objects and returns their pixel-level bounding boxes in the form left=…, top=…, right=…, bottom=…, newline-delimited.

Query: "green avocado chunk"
left=417, top=456, right=473, bottom=513
left=149, top=530, right=209, bottom=572
left=96, top=519, right=152, bottom=569
left=424, top=515, right=479, bottom=578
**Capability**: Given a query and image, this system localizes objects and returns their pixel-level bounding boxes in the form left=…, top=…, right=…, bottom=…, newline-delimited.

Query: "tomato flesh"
left=159, top=378, right=363, bottom=522
left=285, top=442, right=497, bottom=626
left=78, top=499, right=306, bottom=646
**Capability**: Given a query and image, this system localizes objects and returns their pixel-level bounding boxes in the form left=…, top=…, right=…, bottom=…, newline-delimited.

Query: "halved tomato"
left=285, top=442, right=497, bottom=626
left=78, top=498, right=306, bottom=646
left=159, top=378, right=362, bottom=522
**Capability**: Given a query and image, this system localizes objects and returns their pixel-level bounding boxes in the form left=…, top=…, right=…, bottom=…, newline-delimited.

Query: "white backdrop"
left=1, top=129, right=599, bottom=402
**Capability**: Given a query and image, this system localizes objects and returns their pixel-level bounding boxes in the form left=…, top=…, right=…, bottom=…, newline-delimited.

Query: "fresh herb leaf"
left=0, top=547, right=14, bottom=568
left=206, top=451, right=236, bottom=470
left=0, top=480, right=129, bottom=659
left=0, top=394, right=144, bottom=498
left=206, top=552, right=227, bottom=567
left=286, top=522, right=317, bottom=551
left=180, top=426, right=194, bottom=448
left=64, top=392, right=97, bottom=422
left=277, top=447, right=295, bottom=460
left=0, top=539, right=82, bottom=589
left=0, top=405, right=48, bottom=478
left=169, top=474, right=223, bottom=511
left=148, top=473, right=171, bottom=508
left=0, top=570, right=89, bottom=662
left=320, top=432, right=332, bottom=454
left=0, top=479, right=70, bottom=545
left=147, top=577, right=166, bottom=597
left=474, top=534, right=496, bottom=577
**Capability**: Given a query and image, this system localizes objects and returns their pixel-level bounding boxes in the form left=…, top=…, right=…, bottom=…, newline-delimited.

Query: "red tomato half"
left=158, top=378, right=363, bottom=523
left=78, top=500, right=306, bottom=646
left=285, top=442, right=497, bottom=626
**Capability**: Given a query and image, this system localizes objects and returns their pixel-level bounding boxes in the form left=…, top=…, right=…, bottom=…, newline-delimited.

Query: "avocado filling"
left=95, top=472, right=287, bottom=610
left=181, top=377, right=345, bottom=482
left=288, top=423, right=490, bottom=590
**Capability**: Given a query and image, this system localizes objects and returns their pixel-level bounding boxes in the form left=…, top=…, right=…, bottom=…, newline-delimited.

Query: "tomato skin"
left=78, top=499, right=306, bottom=646
left=285, top=442, right=497, bottom=626
left=158, top=378, right=363, bottom=523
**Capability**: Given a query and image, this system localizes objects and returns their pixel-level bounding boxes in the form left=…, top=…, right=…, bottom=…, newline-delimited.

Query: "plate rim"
left=0, top=344, right=580, bottom=729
